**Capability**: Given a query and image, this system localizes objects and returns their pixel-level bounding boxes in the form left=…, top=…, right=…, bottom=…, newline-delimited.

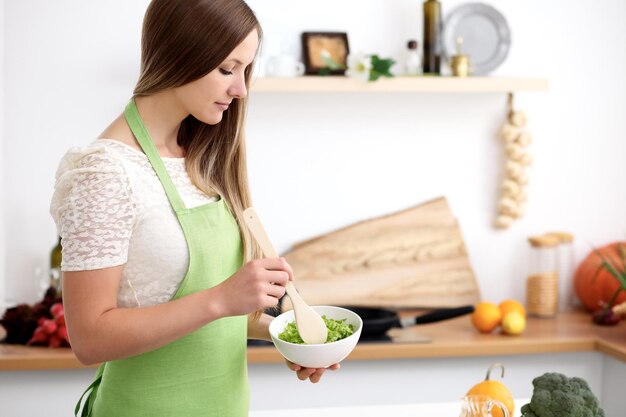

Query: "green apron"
left=76, top=99, right=249, bottom=417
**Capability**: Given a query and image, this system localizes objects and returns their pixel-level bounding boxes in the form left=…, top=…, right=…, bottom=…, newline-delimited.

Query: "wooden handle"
left=243, top=208, right=301, bottom=305
left=243, top=208, right=278, bottom=258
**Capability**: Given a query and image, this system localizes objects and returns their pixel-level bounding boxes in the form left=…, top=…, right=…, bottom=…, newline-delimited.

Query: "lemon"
left=501, top=311, right=526, bottom=335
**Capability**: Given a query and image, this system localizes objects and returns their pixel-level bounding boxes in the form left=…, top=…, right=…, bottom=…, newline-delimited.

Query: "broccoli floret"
left=521, top=372, right=604, bottom=417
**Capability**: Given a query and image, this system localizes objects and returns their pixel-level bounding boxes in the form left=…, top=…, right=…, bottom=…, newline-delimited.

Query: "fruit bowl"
left=268, top=306, right=362, bottom=368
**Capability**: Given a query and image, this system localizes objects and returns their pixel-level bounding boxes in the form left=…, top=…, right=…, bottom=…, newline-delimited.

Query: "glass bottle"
left=422, top=0, right=442, bottom=75
left=50, top=236, right=62, bottom=296
left=405, top=40, right=421, bottom=75
left=545, top=232, right=576, bottom=312
left=526, top=235, right=560, bottom=317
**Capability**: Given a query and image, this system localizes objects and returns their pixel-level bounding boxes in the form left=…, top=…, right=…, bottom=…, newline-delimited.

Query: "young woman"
left=50, top=1, right=337, bottom=415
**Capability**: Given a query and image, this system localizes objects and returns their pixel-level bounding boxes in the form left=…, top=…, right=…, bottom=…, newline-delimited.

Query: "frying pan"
left=271, top=298, right=474, bottom=340
left=247, top=304, right=475, bottom=346
left=339, top=305, right=475, bottom=339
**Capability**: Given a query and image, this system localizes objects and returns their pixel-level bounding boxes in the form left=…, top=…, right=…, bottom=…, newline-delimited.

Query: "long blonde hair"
left=134, top=0, right=262, bottom=263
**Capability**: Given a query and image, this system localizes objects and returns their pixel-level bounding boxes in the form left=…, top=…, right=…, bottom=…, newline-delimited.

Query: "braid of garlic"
left=495, top=93, right=532, bottom=229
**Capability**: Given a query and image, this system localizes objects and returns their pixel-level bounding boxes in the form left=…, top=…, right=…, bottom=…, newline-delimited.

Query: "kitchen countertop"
left=2, top=309, right=626, bottom=371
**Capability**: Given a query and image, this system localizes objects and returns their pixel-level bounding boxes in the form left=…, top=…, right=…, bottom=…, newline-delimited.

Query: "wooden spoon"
left=243, top=207, right=328, bottom=344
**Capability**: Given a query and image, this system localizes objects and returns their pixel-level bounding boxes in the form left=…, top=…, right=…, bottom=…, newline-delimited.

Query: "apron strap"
left=124, top=98, right=187, bottom=212
left=75, top=363, right=105, bottom=417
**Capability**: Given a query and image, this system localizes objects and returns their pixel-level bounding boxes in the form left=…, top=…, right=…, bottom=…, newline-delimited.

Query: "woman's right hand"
left=215, top=257, right=293, bottom=316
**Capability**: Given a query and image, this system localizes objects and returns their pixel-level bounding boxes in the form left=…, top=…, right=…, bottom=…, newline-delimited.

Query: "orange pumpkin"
left=466, top=363, right=514, bottom=417
left=574, top=242, right=626, bottom=312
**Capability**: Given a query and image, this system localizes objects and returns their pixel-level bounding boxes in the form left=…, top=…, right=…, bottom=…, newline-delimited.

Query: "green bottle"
left=50, top=237, right=62, bottom=296
left=422, top=0, right=442, bottom=74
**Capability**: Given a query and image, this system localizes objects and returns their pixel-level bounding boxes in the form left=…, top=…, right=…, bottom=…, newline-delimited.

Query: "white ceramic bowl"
left=269, top=305, right=363, bottom=368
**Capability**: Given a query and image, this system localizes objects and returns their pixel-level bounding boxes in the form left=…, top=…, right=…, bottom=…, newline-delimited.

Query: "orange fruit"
left=499, top=299, right=526, bottom=318
left=466, top=364, right=514, bottom=417
left=471, top=302, right=502, bottom=333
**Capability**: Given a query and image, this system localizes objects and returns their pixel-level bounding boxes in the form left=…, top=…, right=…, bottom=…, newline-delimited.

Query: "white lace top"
left=50, top=139, right=217, bottom=308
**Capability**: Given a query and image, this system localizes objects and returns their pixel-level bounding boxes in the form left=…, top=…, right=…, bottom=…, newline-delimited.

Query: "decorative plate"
left=442, top=3, right=511, bottom=75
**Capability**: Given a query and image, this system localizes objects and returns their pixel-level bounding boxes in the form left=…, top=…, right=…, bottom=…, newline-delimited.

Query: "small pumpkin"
left=574, top=242, right=626, bottom=312
left=466, top=363, right=514, bottom=417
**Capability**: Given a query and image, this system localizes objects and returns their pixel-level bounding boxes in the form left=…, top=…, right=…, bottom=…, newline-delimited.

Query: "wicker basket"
left=526, top=272, right=558, bottom=317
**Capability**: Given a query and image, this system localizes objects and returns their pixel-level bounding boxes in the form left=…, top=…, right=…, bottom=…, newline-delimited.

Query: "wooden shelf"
left=251, top=76, right=549, bottom=93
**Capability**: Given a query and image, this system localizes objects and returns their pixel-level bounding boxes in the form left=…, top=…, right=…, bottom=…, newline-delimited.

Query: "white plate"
left=443, top=2, right=511, bottom=75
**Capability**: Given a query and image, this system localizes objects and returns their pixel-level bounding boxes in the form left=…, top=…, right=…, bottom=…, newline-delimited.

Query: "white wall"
left=2, top=0, right=626, bottom=306
left=0, top=0, right=5, bottom=309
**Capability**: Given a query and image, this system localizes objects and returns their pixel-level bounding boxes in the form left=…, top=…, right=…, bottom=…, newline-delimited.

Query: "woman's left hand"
left=285, top=360, right=340, bottom=383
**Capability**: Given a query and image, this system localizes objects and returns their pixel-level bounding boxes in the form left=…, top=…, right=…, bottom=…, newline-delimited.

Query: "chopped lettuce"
left=278, top=315, right=355, bottom=344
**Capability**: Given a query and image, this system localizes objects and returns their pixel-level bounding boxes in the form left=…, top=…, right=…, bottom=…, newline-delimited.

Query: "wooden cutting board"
left=281, top=197, right=481, bottom=309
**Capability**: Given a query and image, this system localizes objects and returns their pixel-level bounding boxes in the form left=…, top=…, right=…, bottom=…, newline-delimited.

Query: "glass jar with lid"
left=526, top=235, right=560, bottom=317
left=544, top=231, right=576, bottom=312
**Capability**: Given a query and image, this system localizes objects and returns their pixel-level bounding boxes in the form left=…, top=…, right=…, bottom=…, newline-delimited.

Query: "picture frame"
left=301, top=32, right=350, bottom=75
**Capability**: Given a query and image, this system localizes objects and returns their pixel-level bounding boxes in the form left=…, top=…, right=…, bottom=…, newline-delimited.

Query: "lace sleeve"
left=50, top=145, right=136, bottom=271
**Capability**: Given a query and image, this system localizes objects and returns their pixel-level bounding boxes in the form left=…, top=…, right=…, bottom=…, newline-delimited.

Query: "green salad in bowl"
left=268, top=305, right=363, bottom=368
left=278, top=315, right=355, bottom=344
